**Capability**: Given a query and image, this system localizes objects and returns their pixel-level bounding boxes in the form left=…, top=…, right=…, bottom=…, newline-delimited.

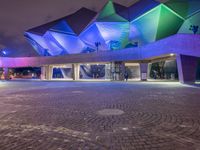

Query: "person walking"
left=124, top=71, right=129, bottom=82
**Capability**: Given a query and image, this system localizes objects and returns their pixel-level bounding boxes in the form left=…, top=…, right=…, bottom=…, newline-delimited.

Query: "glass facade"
left=148, top=59, right=178, bottom=80
left=52, top=65, right=73, bottom=80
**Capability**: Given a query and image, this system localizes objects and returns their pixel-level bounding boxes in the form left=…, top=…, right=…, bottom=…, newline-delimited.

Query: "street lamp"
left=0, top=48, right=7, bottom=56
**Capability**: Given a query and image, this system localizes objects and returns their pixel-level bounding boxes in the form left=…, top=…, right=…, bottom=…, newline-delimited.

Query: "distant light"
left=170, top=53, right=175, bottom=56
left=2, top=51, right=6, bottom=55
left=122, top=127, right=129, bottom=131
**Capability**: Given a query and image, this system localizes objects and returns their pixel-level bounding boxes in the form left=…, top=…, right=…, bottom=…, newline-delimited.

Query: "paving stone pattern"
left=0, top=81, right=200, bottom=150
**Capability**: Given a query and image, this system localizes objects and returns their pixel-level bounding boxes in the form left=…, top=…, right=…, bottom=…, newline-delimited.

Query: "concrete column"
left=40, top=65, right=53, bottom=80
left=119, top=62, right=125, bottom=81
left=72, top=64, right=80, bottom=80
left=3, top=68, right=9, bottom=80
left=49, top=66, right=53, bottom=80
left=41, top=66, right=46, bottom=80
left=140, top=63, right=148, bottom=81
left=176, top=54, right=199, bottom=84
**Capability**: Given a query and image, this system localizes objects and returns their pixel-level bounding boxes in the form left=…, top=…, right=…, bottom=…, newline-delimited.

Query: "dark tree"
left=189, top=25, right=199, bottom=34
left=95, top=42, right=101, bottom=52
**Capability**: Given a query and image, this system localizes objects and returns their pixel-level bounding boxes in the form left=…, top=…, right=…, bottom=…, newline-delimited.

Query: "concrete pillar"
left=41, top=66, right=46, bottom=80
left=176, top=54, right=199, bottom=84
left=48, top=66, right=53, bottom=80
left=140, top=63, right=148, bottom=81
left=120, top=62, right=125, bottom=81
left=3, top=68, right=9, bottom=80
left=47, top=66, right=53, bottom=80
left=40, top=65, right=53, bottom=80
left=72, top=64, right=80, bottom=80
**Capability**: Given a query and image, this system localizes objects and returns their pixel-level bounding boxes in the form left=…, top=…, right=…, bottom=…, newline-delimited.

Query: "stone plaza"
left=0, top=81, right=200, bottom=150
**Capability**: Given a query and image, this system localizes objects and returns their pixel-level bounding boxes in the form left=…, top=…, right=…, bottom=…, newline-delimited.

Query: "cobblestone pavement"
left=0, top=81, right=200, bottom=150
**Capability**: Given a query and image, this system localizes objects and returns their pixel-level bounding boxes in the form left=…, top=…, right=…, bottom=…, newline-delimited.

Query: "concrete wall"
left=0, top=34, right=200, bottom=68
left=1, top=34, right=200, bottom=83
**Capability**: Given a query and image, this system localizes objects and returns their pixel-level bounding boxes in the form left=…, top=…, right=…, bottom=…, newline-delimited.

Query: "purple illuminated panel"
left=49, top=31, right=86, bottom=54
left=26, top=32, right=65, bottom=56
left=43, top=32, right=65, bottom=56
left=95, top=22, right=129, bottom=50
left=26, top=37, right=46, bottom=56
left=26, top=32, right=48, bottom=49
left=79, top=23, right=109, bottom=51
left=50, top=20, right=75, bottom=35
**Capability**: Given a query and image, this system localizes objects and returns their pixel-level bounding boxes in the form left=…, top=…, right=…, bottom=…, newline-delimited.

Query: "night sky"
left=0, top=0, right=166, bottom=57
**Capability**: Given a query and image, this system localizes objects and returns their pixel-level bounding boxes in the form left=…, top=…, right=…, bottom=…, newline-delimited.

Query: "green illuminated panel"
left=97, top=13, right=127, bottom=22
left=156, top=5, right=184, bottom=40
left=97, top=0, right=127, bottom=22
left=179, top=12, right=200, bottom=34
left=165, top=0, right=200, bottom=18
left=130, top=4, right=184, bottom=45
left=130, top=5, right=161, bottom=45
left=98, top=1, right=115, bottom=19
left=96, top=22, right=130, bottom=49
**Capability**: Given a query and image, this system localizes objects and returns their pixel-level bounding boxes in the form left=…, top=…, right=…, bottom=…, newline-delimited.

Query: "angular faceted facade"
left=129, top=2, right=184, bottom=45
left=80, top=1, right=130, bottom=51
left=165, top=0, right=200, bottom=35
left=178, top=12, right=200, bottom=34
left=25, top=0, right=200, bottom=56
left=165, top=0, right=200, bottom=19
left=25, top=8, right=97, bottom=56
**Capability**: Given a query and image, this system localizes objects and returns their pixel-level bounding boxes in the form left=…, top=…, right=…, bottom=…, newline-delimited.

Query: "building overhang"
left=0, top=34, right=200, bottom=68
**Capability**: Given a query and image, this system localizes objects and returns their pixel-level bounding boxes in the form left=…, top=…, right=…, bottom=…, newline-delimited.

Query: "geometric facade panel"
left=128, top=0, right=160, bottom=21
left=165, top=0, right=200, bottom=19
left=156, top=4, right=184, bottom=40
left=130, top=5, right=161, bottom=45
left=178, top=12, right=200, bottom=34
left=50, top=20, right=75, bottom=35
left=25, top=32, right=50, bottom=56
left=96, top=22, right=130, bottom=50
left=130, top=4, right=184, bottom=45
left=79, top=23, right=109, bottom=51
left=49, top=31, right=86, bottom=54
left=43, top=32, right=65, bottom=56
left=97, top=0, right=116, bottom=20
left=25, top=0, right=198, bottom=56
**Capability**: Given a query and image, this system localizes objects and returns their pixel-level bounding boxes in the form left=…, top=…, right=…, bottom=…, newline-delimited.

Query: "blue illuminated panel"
left=49, top=31, right=86, bottom=54
left=79, top=23, right=109, bottom=51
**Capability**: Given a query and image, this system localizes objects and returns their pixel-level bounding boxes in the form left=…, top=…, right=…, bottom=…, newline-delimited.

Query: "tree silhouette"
left=189, top=25, right=199, bottom=34
left=95, top=42, right=101, bottom=52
